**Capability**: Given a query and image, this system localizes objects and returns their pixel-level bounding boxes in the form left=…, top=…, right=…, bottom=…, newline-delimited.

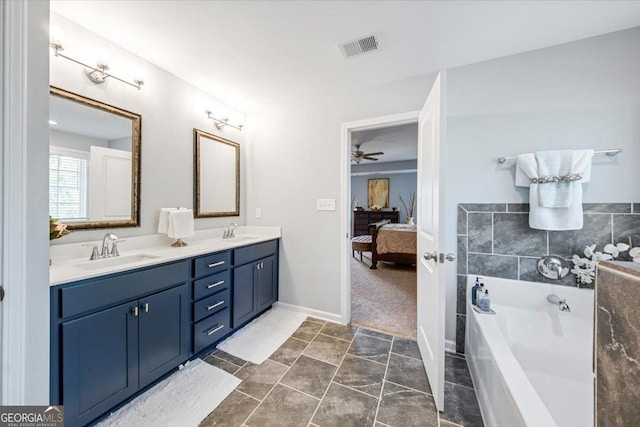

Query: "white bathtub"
left=465, top=276, right=594, bottom=427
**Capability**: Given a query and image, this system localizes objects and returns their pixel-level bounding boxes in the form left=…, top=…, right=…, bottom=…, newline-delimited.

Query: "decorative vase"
left=407, top=216, right=415, bottom=225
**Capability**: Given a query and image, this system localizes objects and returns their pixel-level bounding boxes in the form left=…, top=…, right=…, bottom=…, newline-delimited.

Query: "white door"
left=416, top=72, right=449, bottom=411
left=89, top=146, right=132, bottom=221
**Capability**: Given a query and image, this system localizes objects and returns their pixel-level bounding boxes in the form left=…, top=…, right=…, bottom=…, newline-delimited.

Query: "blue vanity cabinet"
left=61, top=301, right=138, bottom=427
left=256, top=255, right=277, bottom=312
left=232, top=240, right=279, bottom=328
left=192, top=251, right=233, bottom=354
left=138, top=284, right=190, bottom=389
left=51, top=260, right=190, bottom=427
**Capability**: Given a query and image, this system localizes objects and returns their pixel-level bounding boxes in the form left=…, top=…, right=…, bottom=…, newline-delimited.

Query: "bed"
left=368, top=220, right=417, bottom=269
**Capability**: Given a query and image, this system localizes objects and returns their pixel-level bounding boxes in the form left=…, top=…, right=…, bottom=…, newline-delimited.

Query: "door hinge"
left=0, top=286, right=4, bottom=302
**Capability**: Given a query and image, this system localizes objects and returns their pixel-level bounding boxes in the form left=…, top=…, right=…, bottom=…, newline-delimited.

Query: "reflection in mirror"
left=49, top=87, right=141, bottom=229
left=194, top=129, right=240, bottom=217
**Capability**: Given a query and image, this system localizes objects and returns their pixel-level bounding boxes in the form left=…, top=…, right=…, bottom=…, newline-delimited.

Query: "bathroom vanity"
left=49, top=231, right=279, bottom=427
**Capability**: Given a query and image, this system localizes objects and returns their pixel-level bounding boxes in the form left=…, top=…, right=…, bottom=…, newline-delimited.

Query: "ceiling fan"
left=352, top=144, right=384, bottom=163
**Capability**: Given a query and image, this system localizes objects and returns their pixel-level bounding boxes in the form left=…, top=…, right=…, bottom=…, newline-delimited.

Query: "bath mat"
left=217, top=306, right=308, bottom=364
left=96, top=359, right=240, bottom=427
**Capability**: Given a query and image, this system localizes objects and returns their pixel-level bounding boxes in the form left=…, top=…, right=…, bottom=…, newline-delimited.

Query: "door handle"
left=132, top=306, right=139, bottom=317
left=423, top=251, right=438, bottom=261
left=142, top=303, right=149, bottom=313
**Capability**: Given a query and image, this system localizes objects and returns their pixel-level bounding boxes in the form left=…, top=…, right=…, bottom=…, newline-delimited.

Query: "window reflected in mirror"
left=49, top=87, right=141, bottom=229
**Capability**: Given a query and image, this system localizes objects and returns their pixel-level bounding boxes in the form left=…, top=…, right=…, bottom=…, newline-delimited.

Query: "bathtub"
left=465, top=276, right=594, bottom=427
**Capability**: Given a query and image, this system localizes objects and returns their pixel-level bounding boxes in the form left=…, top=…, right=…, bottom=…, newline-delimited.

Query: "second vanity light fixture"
left=50, top=30, right=144, bottom=90
left=205, top=110, right=243, bottom=131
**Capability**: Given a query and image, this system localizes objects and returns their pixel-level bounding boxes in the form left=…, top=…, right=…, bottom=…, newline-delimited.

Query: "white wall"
left=50, top=13, right=247, bottom=244
left=249, top=26, right=640, bottom=343
left=444, top=26, right=640, bottom=341
left=351, top=172, right=417, bottom=224
left=246, top=74, right=436, bottom=315
left=50, top=128, right=107, bottom=151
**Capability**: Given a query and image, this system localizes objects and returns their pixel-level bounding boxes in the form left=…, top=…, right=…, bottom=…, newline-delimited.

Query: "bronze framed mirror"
left=49, top=86, right=141, bottom=229
left=194, top=129, right=240, bottom=218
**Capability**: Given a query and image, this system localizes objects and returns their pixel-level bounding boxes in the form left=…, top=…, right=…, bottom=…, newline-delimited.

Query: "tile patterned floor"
left=200, top=318, right=483, bottom=427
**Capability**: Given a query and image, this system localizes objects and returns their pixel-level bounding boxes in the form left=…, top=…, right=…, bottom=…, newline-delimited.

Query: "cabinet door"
left=257, top=255, right=277, bottom=311
left=233, top=262, right=257, bottom=327
left=62, top=302, right=138, bottom=427
left=138, top=284, right=190, bottom=388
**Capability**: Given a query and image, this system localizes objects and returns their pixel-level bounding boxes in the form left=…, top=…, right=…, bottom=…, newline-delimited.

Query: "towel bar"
left=497, top=148, right=623, bottom=164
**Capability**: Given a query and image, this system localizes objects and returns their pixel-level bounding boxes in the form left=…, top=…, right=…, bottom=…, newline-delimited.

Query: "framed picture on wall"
left=368, top=178, right=389, bottom=208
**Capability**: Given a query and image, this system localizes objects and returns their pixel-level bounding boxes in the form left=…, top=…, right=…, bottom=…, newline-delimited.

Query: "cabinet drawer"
left=193, top=308, right=230, bottom=353
left=193, top=288, right=230, bottom=322
left=60, top=260, right=189, bottom=319
left=193, top=270, right=231, bottom=301
left=234, top=240, right=278, bottom=266
left=193, top=251, right=232, bottom=278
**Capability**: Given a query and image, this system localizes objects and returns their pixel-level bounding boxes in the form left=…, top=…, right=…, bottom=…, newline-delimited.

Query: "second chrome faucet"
left=222, top=223, right=238, bottom=239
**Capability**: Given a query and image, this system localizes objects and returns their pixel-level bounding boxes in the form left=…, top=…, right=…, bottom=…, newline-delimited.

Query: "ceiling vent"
left=339, top=34, right=379, bottom=59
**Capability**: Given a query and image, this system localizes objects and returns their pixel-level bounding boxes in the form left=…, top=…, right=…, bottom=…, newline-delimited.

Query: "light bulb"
left=95, top=48, right=111, bottom=69
left=50, top=25, right=63, bottom=46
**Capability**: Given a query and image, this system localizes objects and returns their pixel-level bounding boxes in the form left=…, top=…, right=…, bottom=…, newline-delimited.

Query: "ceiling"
left=50, top=95, right=132, bottom=141
left=352, top=123, right=417, bottom=163
left=50, top=1, right=640, bottom=111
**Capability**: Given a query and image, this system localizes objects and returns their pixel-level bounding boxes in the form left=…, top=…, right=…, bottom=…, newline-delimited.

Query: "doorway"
left=348, top=123, right=419, bottom=339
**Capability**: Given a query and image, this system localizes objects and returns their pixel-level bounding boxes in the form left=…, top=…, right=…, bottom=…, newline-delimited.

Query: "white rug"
left=96, top=359, right=240, bottom=427
left=216, top=307, right=308, bottom=364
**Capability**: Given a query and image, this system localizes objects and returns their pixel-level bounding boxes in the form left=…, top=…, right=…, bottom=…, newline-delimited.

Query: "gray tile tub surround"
left=455, top=202, right=640, bottom=354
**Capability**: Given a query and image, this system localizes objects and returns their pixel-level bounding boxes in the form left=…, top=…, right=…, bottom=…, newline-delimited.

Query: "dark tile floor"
left=200, top=318, right=483, bottom=427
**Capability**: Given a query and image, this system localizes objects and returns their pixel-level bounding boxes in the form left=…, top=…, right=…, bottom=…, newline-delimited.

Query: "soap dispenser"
left=475, top=282, right=485, bottom=306
left=471, top=277, right=481, bottom=305
left=479, top=290, right=491, bottom=312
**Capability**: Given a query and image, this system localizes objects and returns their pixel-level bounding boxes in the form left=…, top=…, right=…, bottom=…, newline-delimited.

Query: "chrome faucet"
left=101, top=233, right=119, bottom=258
left=547, top=294, right=570, bottom=312
left=222, top=223, right=238, bottom=239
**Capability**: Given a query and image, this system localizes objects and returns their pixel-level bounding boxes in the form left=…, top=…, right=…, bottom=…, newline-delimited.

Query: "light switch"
left=255, top=207, right=262, bottom=219
left=317, top=199, right=336, bottom=211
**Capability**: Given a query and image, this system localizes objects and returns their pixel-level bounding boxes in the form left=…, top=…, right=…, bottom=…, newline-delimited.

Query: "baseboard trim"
left=273, top=302, right=343, bottom=324
left=445, top=339, right=457, bottom=354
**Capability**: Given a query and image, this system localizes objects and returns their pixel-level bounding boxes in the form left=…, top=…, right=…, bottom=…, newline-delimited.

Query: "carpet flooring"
left=350, top=254, right=417, bottom=340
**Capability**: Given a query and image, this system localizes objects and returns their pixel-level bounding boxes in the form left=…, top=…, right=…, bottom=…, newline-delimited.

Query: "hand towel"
left=535, top=150, right=573, bottom=208
left=516, top=149, right=594, bottom=231
left=158, top=208, right=177, bottom=234
left=168, top=209, right=195, bottom=239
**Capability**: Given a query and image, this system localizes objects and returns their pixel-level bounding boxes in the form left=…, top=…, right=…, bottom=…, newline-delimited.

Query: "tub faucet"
left=547, top=294, right=570, bottom=312
left=223, top=223, right=238, bottom=239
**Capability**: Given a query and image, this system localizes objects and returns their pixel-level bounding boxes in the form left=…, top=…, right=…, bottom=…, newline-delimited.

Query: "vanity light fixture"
left=50, top=40, right=144, bottom=90
left=205, top=110, right=243, bottom=131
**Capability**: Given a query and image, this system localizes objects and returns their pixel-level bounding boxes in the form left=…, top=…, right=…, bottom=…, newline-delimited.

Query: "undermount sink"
left=223, top=236, right=259, bottom=242
left=74, top=254, right=160, bottom=270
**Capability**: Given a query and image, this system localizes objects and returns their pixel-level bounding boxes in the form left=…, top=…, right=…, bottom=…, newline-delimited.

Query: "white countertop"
left=50, top=226, right=281, bottom=286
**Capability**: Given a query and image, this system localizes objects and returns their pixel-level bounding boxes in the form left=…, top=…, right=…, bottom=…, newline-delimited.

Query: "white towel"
left=516, top=149, right=594, bottom=231
left=157, top=208, right=178, bottom=234
left=535, top=150, right=573, bottom=208
left=168, top=209, right=195, bottom=239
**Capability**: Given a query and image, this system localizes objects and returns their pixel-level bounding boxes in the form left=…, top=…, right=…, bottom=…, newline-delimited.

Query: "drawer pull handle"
left=206, top=324, right=224, bottom=336
left=208, top=261, right=226, bottom=268
left=207, top=280, right=225, bottom=289
left=207, top=301, right=224, bottom=311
